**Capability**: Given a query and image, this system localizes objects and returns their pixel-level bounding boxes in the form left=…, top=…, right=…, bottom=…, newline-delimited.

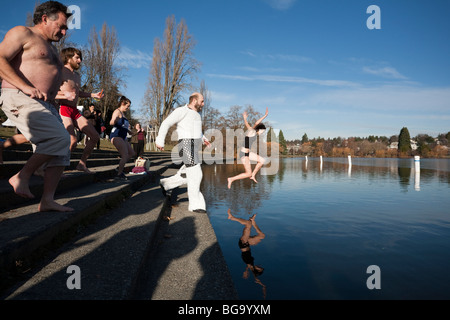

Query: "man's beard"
left=70, top=60, right=80, bottom=70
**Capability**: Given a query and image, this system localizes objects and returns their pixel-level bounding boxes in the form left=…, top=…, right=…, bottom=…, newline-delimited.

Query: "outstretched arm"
left=79, top=89, right=104, bottom=99
left=253, top=107, right=269, bottom=129
left=243, top=111, right=252, bottom=131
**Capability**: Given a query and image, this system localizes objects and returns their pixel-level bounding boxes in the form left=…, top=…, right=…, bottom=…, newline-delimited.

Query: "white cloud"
left=207, top=73, right=359, bottom=88
left=116, top=47, right=152, bottom=69
left=210, top=90, right=238, bottom=109
left=264, top=0, right=297, bottom=11
left=240, top=50, right=257, bottom=58
left=241, top=51, right=314, bottom=64
left=267, top=54, right=314, bottom=64
left=363, top=66, right=408, bottom=80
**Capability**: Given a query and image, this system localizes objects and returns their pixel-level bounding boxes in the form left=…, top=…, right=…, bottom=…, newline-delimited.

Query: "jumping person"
left=58, top=47, right=104, bottom=173
left=109, top=96, right=135, bottom=180
left=227, top=107, right=269, bottom=189
left=0, top=1, right=74, bottom=212
left=156, top=92, right=211, bottom=213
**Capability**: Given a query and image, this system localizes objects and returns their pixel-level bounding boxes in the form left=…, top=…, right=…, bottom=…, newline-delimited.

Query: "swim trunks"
left=60, top=105, right=82, bottom=121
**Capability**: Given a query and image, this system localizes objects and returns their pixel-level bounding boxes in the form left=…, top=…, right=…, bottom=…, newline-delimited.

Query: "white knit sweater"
left=155, top=105, right=204, bottom=148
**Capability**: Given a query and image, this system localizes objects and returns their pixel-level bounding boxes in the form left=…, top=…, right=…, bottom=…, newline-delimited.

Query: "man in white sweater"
left=156, top=93, right=211, bottom=213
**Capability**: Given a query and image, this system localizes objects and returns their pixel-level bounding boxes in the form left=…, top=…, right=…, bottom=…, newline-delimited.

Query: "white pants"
left=160, top=164, right=206, bottom=212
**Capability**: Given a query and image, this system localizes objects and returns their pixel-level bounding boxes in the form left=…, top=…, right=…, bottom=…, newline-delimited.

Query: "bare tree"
left=143, top=15, right=201, bottom=127
left=199, top=79, right=217, bottom=132
left=199, top=80, right=211, bottom=115
left=226, top=105, right=243, bottom=130
left=243, top=105, right=265, bottom=128
left=81, top=23, right=125, bottom=122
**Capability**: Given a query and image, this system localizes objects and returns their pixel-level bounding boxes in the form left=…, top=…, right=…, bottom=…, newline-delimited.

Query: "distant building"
left=388, top=140, right=418, bottom=151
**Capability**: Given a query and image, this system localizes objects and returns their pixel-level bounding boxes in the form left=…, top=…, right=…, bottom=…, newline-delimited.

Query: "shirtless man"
left=58, top=47, right=103, bottom=173
left=0, top=1, right=73, bottom=212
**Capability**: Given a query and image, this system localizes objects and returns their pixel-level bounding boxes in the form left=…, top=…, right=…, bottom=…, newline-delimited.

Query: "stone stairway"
left=0, top=142, right=237, bottom=300
left=0, top=142, right=175, bottom=296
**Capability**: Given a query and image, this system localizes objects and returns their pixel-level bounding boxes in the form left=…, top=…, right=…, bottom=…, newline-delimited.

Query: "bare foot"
left=249, top=214, right=257, bottom=221
left=250, top=176, right=258, bottom=183
left=39, top=200, right=74, bottom=212
left=227, top=178, right=232, bottom=189
left=9, top=173, right=35, bottom=199
left=76, top=163, right=93, bottom=174
left=227, top=209, right=233, bottom=219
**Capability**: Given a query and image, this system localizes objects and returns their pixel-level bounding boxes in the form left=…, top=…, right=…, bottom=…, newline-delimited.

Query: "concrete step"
left=0, top=167, right=238, bottom=300
left=0, top=150, right=171, bottom=179
left=0, top=158, right=175, bottom=296
left=1, top=143, right=122, bottom=162
left=0, top=153, right=173, bottom=210
left=0, top=147, right=237, bottom=300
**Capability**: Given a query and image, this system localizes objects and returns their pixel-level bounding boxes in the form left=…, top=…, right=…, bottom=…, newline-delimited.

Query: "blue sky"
left=1, top=0, right=449, bottom=140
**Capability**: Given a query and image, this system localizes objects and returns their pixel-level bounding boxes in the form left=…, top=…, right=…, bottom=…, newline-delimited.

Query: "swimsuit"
left=240, top=133, right=257, bottom=158
left=110, top=114, right=130, bottom=140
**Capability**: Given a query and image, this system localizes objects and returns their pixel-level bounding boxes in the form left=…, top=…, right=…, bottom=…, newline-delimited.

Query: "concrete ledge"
left=1, top=167, right=237, bottom=300
left=0, top=160, right=172, bottom=294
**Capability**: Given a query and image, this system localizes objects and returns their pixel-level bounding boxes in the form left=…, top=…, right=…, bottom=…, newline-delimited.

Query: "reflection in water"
left=202, top=163, right=273, bottom=214
left=398, top=166, right=411, bottom=192
left=202, top=158, right=450, bottom=299
left=227, top=209, right=266, bottom=299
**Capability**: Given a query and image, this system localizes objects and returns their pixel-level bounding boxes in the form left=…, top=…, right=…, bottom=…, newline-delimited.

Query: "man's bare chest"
left=22, top=39, right=61, bottom=68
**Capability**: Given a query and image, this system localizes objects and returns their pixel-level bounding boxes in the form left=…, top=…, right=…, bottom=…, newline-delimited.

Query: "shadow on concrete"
left=2, top=181, right=166, bottom=300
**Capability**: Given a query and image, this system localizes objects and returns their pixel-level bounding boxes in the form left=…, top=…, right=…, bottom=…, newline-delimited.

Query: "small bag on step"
left=132, top=156, right=150, bottom=173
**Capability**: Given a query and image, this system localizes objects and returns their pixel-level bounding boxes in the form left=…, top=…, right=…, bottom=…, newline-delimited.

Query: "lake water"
left=201, top=157, right=450, bottom=300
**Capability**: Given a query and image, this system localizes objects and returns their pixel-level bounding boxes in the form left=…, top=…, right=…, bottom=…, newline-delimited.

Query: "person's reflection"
left=227, top=209, right=267, bottom=299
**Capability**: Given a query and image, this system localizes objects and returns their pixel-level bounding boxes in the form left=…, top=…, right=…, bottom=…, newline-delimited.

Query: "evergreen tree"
left=266, top=127, right=273, bottom=143
left=278, top=130, right=287, bottom=154
left=398, top=127, right=412, bottom=154
left=301, top=133, right=308, bottom=144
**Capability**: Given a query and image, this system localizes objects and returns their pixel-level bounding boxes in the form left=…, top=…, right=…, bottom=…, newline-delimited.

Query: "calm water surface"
left=201, top=157, right=450, bottom=300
